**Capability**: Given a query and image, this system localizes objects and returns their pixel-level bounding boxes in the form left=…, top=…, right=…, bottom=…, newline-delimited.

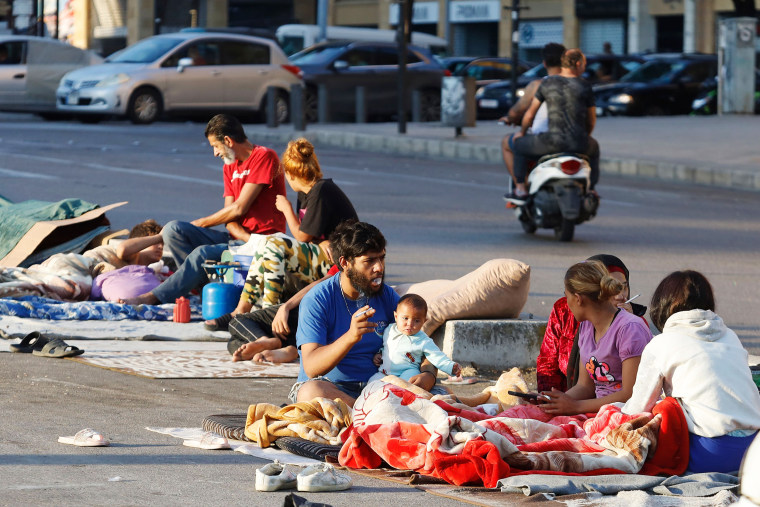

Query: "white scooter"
left=509, top=153, right=599, bottom=242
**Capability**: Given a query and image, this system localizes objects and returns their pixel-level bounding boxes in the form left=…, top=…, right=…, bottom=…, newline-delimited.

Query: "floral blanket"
left=339, top=380, right=689, bottom=488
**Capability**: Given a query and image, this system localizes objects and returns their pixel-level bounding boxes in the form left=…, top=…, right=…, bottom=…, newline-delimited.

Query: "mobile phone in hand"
left=507, top=390, right=550, bottom=402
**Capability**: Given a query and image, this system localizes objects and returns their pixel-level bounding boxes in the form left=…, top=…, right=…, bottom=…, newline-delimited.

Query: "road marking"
left=0, top=167, right=58, bottom=179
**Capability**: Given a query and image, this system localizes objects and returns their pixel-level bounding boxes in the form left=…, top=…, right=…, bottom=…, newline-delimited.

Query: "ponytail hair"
left=564, top=260, right=623, bottom=302
left=281, top=138, right=322, bottom=182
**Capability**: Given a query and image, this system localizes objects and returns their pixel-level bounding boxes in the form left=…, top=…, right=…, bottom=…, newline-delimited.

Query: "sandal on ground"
left=182, top=431, right=230, bottom=450
left=32, top=338, right=84, bottom=358
left=58, top=428, right=110, bottom=447
left=204, top=313, right=234, bottom=332
left=9, top=332, right=49, bottom=354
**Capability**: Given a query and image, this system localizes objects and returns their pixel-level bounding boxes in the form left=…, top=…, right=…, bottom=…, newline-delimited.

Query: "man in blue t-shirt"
left=289, top=221, right=438, bottom=406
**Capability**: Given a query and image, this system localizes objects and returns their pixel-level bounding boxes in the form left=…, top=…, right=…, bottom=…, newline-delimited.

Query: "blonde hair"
left=564, top=260, right=623, bottom=302
left=281, top=138, right=322, bottom=182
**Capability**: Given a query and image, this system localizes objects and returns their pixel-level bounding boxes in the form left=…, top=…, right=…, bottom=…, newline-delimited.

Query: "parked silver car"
left=56, top=32, right=302, bottom=124
left=0, top=35, right=102, bottom=115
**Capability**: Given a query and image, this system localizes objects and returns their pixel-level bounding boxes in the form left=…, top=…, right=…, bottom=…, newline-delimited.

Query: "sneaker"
left=255, top=460, right=298, bottom=491
left=296, top=463, right=352, bottom=492
left=504, top=191, right=528, bottom=205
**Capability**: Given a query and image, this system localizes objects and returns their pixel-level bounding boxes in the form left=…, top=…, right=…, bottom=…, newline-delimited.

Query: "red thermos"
left=173, top=297, right=190, bottom=323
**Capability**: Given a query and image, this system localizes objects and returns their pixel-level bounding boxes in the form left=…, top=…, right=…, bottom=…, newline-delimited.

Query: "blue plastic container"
left=232, top=254, right=253, bottom=287
left=202, top=282, right=243, bottom=320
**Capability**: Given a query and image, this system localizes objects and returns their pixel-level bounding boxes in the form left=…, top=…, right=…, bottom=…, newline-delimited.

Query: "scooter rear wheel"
left=554, top=219, right=575, bottom=242
left=519, top=218, right=537, bottom=234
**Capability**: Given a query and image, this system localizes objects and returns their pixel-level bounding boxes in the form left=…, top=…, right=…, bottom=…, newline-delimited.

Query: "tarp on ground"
left=0, top=198, right=126, bottom=268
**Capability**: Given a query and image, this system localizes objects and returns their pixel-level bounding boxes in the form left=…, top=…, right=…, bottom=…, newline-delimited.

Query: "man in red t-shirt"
left=122, top=114, right=286, bottom=305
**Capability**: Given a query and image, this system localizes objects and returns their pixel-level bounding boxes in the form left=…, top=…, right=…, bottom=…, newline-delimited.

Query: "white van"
left=276, top=24, right=448, bottom=56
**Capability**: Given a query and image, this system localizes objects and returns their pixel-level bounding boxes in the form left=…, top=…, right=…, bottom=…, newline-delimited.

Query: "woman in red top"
left=536, top=254, right=647, bottom=392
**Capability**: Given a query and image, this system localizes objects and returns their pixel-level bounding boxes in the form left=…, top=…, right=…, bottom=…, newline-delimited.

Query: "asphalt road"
left=2, top=114, right=759, bottom=353
left=1, top=114, right=758, bottom=505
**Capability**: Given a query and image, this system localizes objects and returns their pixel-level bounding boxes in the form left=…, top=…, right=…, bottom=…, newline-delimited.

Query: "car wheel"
left=304, top=87, right=318, bottom=123
left=128, top=88, right=162, bottom=124
left=419, top=89, right=441, bottom=122
left=260, top=90, right=290, bottom=124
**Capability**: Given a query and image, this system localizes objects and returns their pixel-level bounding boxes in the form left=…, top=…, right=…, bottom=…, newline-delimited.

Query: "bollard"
left=355, top=86, right=366, bottom=123
left=317, top=83, right=329, bottom=123
left=411, top=89, right=421, bottom=123
left=266, top=86, right=278, bottom=128
left=290, top=83, right=306, bottom=131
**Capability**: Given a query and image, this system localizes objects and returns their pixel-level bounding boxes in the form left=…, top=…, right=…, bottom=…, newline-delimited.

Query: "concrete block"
left=600, top=158, right=621, bottom=175
left=638, top=162, right=657, bottom=178
left=441, top=141, right=458, bottom=158
left=456, top=143, right=474, bottom=160
left=342, top=132, right=356, bottom=149
left=471, top=144, right=489, bottom=162
left=412, top=138, right=428, bottom=155
left=694, top=167, right=713, bottom=185
left=712, top=170, right=731, bottom=188
left=656, top=163, right=676, bottom=180
left=486, top=145, right=502, bottom=164
left=730, top=171, right=753, bottom=189
left=426, top=139, right=442, bottom=158
left=620, top=160, right=637, bottom=176
left=397, top=137, right=413, bottom=155
left=431, top=318, right=547, bottom=370
left=674, top=165, right=695, bottom=182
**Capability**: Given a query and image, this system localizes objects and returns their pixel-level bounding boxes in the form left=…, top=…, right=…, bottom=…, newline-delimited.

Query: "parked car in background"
left=451, top=57, right=532, bottom=88
left=56, top=32, right=302, bottom=124
left=475, top=54, right=644, bottom=119
left=276, top=24, right=449, bottom=56
left=691, top=72, right=760, bottom=115
left=290, top=40, right=446, bottom=122
left=594, top=53, right=717, bottom=116
left=0, top=35, right=102, bottom=116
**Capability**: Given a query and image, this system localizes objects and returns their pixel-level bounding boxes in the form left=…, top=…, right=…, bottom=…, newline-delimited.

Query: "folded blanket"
left=0, top=295, right=173, bottom=321
left=244, top=397, right=352, bottom=447
left=339, top=380, right=679, bottom=488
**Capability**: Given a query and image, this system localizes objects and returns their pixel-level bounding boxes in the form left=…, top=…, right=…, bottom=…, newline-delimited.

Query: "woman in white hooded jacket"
left=623, top=270, right=760, bottom=474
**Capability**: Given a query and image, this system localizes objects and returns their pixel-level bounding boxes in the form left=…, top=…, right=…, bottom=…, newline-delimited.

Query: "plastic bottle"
left=173, top=296, right=190, bottom=323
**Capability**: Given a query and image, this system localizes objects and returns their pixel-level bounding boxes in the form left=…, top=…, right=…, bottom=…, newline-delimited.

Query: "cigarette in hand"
left=354, top=308, right=372, bottom=317
left=624, top=294, right=641, bottom=304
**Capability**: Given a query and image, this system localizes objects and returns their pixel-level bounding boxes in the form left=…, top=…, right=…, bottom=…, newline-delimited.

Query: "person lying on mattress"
left=538, top=260, right=653, bottom=416
left=287, top=220, right=441, bottom=407
left=623, top=270, right=760, bottom=474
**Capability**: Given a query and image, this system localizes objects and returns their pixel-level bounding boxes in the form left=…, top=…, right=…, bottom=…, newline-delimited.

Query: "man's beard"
left=221, top=145, right=235, bottom=165
left=345, top=266, right=383, bottom=296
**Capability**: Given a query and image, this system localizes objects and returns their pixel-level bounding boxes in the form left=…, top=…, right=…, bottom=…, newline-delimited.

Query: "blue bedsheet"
left=0, top=296, right=202, bottom=321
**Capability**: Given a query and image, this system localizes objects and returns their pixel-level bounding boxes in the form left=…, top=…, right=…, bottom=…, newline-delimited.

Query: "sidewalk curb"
left=248, top=125, right=760, bottom=192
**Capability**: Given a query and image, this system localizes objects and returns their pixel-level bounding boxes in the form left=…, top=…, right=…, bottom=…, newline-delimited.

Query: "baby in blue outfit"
left=369, top=294, right=461, bottom=382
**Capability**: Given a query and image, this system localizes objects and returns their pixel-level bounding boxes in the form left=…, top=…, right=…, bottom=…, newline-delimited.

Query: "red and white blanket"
left=339, top=380, right=688, bottom=488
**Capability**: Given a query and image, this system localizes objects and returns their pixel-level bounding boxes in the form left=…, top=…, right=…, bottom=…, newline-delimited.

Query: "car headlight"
left=475, top=86, right=485, bottom=98
left=609, top=93, right=633, bottom=104
left=516, top=88, right=525, bottom=97
left=95, top=73, right=130, bottom=87
left=692, top=96, right=711, bottom=109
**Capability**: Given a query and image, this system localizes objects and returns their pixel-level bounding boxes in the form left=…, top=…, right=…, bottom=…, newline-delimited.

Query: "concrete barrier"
left=431, top=317, right=548, bottom=370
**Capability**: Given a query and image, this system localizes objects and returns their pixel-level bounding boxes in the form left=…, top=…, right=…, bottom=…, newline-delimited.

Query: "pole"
left=396, top=0, right=409, bottom=134
left=510, top=0, right=520, bottom=105
left=317, top=0, right=328, bottom=43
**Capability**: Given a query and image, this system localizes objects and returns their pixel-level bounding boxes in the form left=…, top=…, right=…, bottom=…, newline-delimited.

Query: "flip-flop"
left=32, top=338, right=84, bottom=358
left=182, top=431, right=230, bottom=450
left=58, top=428, right=110, bottom=447
left=9, top=332, right=49, bottom=353
left=203, top=312, right=234, bottom=332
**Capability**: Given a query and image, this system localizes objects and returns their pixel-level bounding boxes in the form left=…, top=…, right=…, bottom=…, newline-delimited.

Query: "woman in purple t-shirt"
left=540, top=260, right=652, bottom=416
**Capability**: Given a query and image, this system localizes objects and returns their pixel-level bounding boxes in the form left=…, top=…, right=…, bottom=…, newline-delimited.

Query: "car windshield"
left=106, top=37, right=184, bottom=63
left=289, top=45, right=346, bottom=65
left=620, top=60, right=687, bottom=84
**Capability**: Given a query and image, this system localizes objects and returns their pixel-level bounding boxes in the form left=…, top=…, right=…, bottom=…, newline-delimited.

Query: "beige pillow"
left=396, top=259, right=530, bottom=335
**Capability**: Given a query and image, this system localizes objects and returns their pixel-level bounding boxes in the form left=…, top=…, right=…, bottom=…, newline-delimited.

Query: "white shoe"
left=296, top=463, right=352, bottom=492
left=255, top=460, right=297, bottom=491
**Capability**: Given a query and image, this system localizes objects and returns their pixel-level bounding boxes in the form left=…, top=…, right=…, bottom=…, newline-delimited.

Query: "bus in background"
left=276, top=24, right=449, bottom=56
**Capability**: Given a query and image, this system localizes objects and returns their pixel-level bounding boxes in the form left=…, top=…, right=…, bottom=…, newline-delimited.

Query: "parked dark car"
left=290, top=41, right=446, bottom=122
left=475, top=54, right=644, bottom=119
left=449, top=57, right=533, bottom=87
left=691, top=72, right=760, bottom=115
left=594, top=53, right=718, bottom=116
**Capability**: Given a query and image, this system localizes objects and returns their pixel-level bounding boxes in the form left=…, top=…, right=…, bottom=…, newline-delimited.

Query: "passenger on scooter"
left=500, top=42, right=565, bottom=191
left=507, top=49, right=600, bottom=205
